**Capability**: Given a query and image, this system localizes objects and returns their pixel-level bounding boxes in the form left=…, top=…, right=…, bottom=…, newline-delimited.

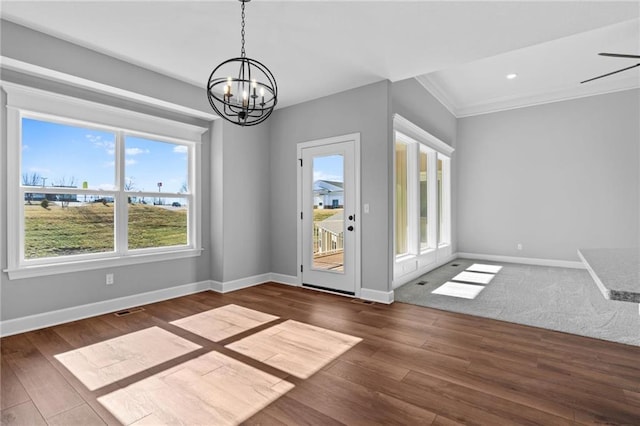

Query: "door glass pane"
left=312, top=154, right=344, bottom=271
left=420, top=150, right=428, bottom=250
left=24, top=194, right=115, bottom=259
left=395, top=141, right=408, bottom=255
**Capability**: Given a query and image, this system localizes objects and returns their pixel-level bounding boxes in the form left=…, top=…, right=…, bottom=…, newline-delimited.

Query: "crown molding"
left=415, top=72, right=639, bottom=118
left=414, top=75, right=459, bottom=118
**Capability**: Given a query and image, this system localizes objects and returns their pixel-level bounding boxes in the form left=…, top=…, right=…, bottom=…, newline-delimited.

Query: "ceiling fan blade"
left=580, top=63, right=640, bottom=84
left=599, top=53, right=640, bottom=59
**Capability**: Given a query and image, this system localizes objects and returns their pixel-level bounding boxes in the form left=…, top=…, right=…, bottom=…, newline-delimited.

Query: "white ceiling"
left=1, top=1, right=639, bottom=114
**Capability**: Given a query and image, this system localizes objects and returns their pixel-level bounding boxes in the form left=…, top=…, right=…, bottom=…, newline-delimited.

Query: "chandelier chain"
left=240, top=1, right=246, bottom=58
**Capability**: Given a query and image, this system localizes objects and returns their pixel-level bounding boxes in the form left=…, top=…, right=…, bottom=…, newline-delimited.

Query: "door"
left=298, top=135, right=359, bottom=295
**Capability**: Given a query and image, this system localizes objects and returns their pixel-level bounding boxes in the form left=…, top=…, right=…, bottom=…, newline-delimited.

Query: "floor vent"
left=450, top=263, right=460, bottom=267
left=351, top=299, right=375, bottom=305
left=114, top=307, right=145, bottom=317
left=416, top=281, right=428, bottom=285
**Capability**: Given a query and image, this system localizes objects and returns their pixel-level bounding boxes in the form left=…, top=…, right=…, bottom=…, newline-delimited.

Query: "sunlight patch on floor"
left=466, top=263, right=503, bottom=274
left=170, top=304, right=279, bottom=342
left=226, top=320, right=361, bottom=379
left=452, top=271, right=495, bottom=285
left=54, top=326, right=201, bottom=391
left=432, top=282, right=485, bottom=299
left=98, top=351, right=294, bottom=426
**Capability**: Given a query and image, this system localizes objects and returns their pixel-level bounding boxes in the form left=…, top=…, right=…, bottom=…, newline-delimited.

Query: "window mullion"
left=115, top=131, right=128, bottom=255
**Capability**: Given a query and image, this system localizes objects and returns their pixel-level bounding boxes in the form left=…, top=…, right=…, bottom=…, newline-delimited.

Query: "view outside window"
left=124, top=136, right=189, bottom=249
left=420, top=149, right=429, bottom=251
left=21, top=117, right=191, bottom=260
left=395, top=140, right=408, bottom=256
left=21, top=119, right=116, bottom=259
left=312, top=154, right=344, bottom=271
left=438, top=157, right=443, bottom=244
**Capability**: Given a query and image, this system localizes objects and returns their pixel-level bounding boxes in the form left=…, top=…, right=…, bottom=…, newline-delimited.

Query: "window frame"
left=393, top=114, right=454, bottom=282
left=4, top=83, right=206, bottom=279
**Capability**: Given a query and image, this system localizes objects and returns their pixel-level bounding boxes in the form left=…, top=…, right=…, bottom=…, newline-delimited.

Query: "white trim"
left=0, top=280, right=212, bottom=337
left=360, top=288, right=394, bottom=304
left=417, top=72, right=639, bottom=118
left=393, top=252, right=457, bottom=289
left=457, top=252, right=586, bottom=269
left=577, top=250, right=611, bottom=300
left=270, top=273, right=299, bottom=287
left=218, top=273, right=272, bottom=293
left=393, top=114, right=455, bottom=156
left=2, top=82, right=208, bottom=141
left=0, top=56, right=218, bottom=121
left=414, top=75, right=459, bottom=117
left=5, top=249, right=203, bottom=280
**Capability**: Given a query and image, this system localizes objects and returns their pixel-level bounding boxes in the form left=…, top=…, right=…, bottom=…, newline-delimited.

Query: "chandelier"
left=207, top=0, right=278, bottom=127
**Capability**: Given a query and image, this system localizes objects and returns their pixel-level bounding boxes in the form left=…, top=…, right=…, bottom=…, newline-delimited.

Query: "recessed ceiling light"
left=506, top=73, right=518, bottom=80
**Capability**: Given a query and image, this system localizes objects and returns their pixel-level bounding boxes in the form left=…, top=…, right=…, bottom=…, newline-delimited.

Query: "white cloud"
left=313, top=171, right=343, bottom=182
left=126, top=158, right=137, bottom=166
left=22, top=144, right=30, bottom=151
left=88, top=135, right=115, bottom=155
left=29, top=167, right=51, bottom=173
left=173, top=145, right=188, bottom=154
left=98, top=183, right=116, bottom=191
left=104, top=161, right=115, bottom=168
left=125, top=148, right=150, bottom=156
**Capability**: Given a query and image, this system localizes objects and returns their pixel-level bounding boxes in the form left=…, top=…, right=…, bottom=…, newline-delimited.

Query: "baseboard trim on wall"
left=0, top=280, right=212, bottom=338
left=457, top=252, right=586, bottom=269
left=269, top=273, right=299, bottom=287
left=392, top=253, right=458, bottom=289
left=360, top=288, right=394, bottom=304
left=210, top=273, right=273, bottom=294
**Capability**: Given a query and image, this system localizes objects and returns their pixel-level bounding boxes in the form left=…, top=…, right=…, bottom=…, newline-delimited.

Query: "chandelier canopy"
left=207, top=0, right=277, bottom=127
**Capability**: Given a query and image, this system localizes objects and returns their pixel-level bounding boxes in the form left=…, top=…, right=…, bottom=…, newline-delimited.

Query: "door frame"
left=297, top=133, right=361, bottom=298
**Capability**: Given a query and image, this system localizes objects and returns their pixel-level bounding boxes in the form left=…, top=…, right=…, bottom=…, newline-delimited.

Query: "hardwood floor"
left=1, top=282, right=640, bottom=425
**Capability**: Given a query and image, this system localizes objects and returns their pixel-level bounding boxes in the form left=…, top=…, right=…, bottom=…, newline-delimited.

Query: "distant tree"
left=53, top=176, right=77, bottom=208
left=22, top=172, right=42, bottom=204
left=125, top=177, right=136, bottom=203
left=179, top=181, right=188, bottom=194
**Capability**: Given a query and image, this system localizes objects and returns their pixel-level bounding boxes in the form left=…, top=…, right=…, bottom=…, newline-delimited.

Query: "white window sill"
left=4, top=248, right=203, bottom=280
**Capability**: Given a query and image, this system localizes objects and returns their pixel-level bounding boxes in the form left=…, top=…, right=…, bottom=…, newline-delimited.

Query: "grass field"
left=313, top=208, right=343, bottom=222
left=24, top=203, right=187, bottom=259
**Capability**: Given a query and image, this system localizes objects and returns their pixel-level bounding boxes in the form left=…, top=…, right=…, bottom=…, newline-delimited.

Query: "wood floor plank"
left=4, top=340, right=84, bottom=419
left=0, top=400, right=46, bottom=426
left=1, top=282, right=639, bottom=425
left=0, top=359, right=30, bottom=410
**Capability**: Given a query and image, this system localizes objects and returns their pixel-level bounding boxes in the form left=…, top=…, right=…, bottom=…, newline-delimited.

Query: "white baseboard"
left=360, top=288, right=394, bottom=304
left=457, top=252, right=586, bottom=269
left=0, top=280, right=212, bottom=338
left=210, top=273, right=273, bottom=293
left=269, top=273, right=299, bottom=287
left=392, top=253, right=458, bottom=289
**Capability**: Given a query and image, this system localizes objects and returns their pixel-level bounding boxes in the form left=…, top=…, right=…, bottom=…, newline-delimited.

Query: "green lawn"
left=24, top=203, right=187, bottom=259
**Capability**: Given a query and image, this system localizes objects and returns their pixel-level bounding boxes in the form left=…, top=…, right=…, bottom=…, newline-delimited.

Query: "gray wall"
left=269, top=81, right=392, bottom=292
left=214, top=121, right=272, bottom=282
left=0, top=20, right=214, bottom=321
left=457, top=89, right=640, bottom=261
left=391, top=78, right=458, bottom=253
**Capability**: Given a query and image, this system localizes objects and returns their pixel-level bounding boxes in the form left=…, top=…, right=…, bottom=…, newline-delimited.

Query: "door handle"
left=347, top=226, right=354, bottom=231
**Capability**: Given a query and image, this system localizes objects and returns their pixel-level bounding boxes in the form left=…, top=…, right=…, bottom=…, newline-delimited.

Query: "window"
left=395, top=140, right=408, bottom=256
left=393, top=115, right=453, bottom=280
left=5, top=83, right=206, bottom=279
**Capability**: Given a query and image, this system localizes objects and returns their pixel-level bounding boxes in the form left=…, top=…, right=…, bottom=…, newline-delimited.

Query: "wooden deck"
left=2, top=283, right=640, bottom=425
left=313, top=251, right=344, bottom=272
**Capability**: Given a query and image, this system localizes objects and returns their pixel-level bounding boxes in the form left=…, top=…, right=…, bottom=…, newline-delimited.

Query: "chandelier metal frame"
left=207, top=0, right=278, bottom=127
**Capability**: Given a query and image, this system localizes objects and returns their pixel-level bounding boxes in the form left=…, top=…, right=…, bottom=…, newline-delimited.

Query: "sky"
left=313, top=154, right=343, bottom=183
left=21, top=118, right=188, bottom=194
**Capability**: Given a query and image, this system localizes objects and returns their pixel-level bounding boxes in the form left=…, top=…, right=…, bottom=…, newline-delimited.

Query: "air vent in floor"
left=114, top=307, right=145, bottom=317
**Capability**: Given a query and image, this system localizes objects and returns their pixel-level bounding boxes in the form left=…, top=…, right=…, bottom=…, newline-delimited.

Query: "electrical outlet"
left=106, top=273, right=114, bottom=285
left=517, top=243, right=523, bottom=251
